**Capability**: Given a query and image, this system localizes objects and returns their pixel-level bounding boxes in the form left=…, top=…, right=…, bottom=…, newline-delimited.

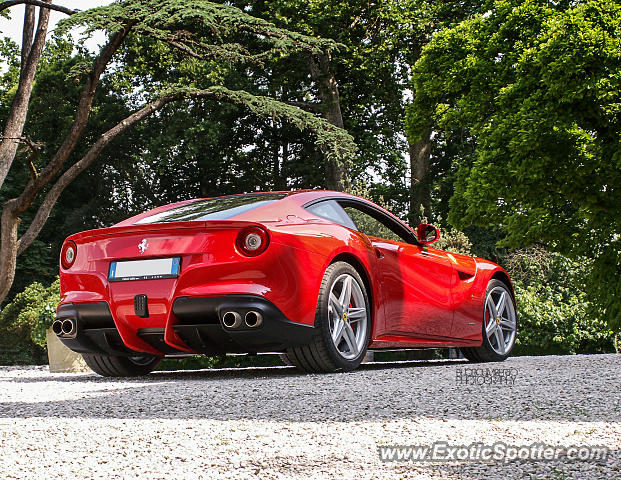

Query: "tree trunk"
left=0, top=200, right=20, bottom=303
left=0, top=93, right=182, bottom=304
left=308, top=52, right=347, bottom=191
left=408, top=130, right=432, bottom=225
left=20, top=5, right=35, bottom=76
left=0, top=2, right=50, bottom=190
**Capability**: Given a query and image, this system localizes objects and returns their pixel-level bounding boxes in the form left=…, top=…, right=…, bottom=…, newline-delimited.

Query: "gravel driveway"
left=1, top=354, right=619, bottom=479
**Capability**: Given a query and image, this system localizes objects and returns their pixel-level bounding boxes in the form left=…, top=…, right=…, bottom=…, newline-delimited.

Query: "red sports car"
left=54, top=190, right=517, bottom=376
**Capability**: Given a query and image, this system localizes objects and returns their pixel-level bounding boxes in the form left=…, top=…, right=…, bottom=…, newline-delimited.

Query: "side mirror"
left=416, top=223, right=440, bottom=245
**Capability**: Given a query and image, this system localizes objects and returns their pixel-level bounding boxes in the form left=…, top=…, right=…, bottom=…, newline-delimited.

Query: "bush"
left=157, top=354, right=282, bottom=371
left=507, top=249, right=616, bottom=355
left=0, top=278, right=60, bottom=365
left=435, top=228, right=473, bottom=256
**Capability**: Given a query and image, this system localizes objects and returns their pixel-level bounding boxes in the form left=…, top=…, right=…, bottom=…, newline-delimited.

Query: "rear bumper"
left=55, top=295, right=316, bottom=356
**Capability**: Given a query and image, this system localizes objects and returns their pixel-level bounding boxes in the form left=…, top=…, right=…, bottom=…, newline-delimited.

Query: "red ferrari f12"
left=55, top=190, right=517, bottom=376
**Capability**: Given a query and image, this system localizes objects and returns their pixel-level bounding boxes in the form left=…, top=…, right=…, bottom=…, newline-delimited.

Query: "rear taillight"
left=236, top=227, right=269, bottom=256
left=61, top=241, right=77, bottom=269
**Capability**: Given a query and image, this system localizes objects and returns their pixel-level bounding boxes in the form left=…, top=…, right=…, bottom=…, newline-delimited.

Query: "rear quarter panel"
left=269, top=216, right=383, bottom=335
left=267, top=219, right=380, bottom=330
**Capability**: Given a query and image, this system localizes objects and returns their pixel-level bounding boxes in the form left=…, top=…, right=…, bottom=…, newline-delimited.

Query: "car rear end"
left=54, top=194, right=326, bottom=358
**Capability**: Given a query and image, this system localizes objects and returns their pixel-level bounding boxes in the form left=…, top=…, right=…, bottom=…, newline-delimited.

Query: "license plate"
left=108, top=257, right=181, bottom=282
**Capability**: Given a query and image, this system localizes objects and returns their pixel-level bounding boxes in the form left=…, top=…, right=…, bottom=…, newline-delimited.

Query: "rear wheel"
left=460, top=279, right=517, bottom=362
left=82, top=353, right=162, bottom=377
left=278, top=353, right=293, bottom=366
left=286, top=262, right=371, bottom=373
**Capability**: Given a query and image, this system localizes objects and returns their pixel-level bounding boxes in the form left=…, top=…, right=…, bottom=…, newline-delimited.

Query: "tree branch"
left=5, top=135, right=43, bottom=180
left=24, top=151, right=38, bottom=180
left=0, top=0, right=77, bottom=15
left=20, top=136, right=42, bottom=180
left=11, top=21, right=135, bottom=217
left=20, top=5, right=34, bottom=75
left=283, top=100, right=323, bottom=113
left=0, top=0, right=49, bottom=190
left=17, top=92, right=189, bottom=255
left=16, top=87, right=356, bottom=255
left=145, top=32, right=273, bottom=66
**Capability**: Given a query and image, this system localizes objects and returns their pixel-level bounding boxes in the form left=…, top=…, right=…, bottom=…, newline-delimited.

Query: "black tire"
left=82, top=353, right=162, bottom=377
left=278, top=353, right=293, bottom=366
left=286, top=262, right=371, bottom=373
left=460, top=279, right=517, bottom=363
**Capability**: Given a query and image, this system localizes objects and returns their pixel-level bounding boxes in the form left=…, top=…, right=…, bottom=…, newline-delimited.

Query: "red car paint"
left=58, top=190, right=512, bottom=355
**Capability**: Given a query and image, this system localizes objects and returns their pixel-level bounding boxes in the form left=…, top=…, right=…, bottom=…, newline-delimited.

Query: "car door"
left=338, top=203, right=455, bottom=338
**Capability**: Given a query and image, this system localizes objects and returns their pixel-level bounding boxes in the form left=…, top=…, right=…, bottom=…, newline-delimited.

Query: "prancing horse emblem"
left=138, top=239, right=148, bottom=253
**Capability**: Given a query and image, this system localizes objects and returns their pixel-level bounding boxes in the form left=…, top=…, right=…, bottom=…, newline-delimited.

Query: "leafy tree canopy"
left=56, top=0, right=339, bottom=60
left=407, top=0, right=621, bottom=328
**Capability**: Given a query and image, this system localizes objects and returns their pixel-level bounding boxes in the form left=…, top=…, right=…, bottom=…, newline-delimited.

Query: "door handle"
left=375, top=248, right=384, bottom=259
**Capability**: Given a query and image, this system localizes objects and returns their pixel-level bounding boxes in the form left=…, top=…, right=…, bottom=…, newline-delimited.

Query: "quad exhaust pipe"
left=52, top=318, right=76, bottom=337
left=222, top=311, right=242, bottom=329
left=221, top=310, right=263, bottom=329
left=52, top=320, right=63, bottom=335
left=244, top=311, right=263, bottom=328
left=62, top=319, right=76, bottom=336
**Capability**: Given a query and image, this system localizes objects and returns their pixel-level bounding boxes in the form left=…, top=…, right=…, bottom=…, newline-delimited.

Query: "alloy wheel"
left=484, top=285, right=517, bottom=355
left=327, top=273, right=368, bottom=360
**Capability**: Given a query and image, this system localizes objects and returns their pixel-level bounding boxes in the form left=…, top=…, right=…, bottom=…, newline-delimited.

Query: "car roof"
left=115, top=190, right=406, bottom=228
left=247, top=191, right=416, bottom=243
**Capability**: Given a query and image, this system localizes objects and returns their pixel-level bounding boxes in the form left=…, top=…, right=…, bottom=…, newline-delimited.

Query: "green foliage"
left=515, top=284, right=613, bottom=355
left=507, top=249, right=615, bottom=355
left=0, top=37, right=20, bottom=95
left=434, top=228, right=473, bottom=256
left=408, top=0, right=621, bottom=329
left=0, top=279, right=60, bottom=365
left=57, top=0, right=339, bottom=62
left=157, top=354, right=281, bottom=371
left=0, top=278, right=60, bottom=347
left=181, top=85, right=356, bottom=165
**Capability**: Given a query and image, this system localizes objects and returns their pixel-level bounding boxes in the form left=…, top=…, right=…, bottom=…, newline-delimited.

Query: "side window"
left=306, top=201, right=358, bottom=230
left=341, top=205, right=406, bottom=243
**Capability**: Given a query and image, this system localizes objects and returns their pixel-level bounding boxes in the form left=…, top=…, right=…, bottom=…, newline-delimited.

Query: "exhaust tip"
left=52, top=320, right=63, bottom=336
left=222, top=311, right=242, bottom=329
left=61, top=319, right=76, bottom=336
left=245, top=311, right=263, bottom=328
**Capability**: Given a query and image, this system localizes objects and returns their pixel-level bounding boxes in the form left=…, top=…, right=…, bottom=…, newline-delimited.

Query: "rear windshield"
left=134, top=193, right=286, bottom=224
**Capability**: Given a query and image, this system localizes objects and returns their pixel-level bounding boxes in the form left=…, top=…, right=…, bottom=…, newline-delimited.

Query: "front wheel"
left=286, top=262, right=371, bottom=373
left=82, top=353, right=162, bottom=377
left=461, top=279, right=517, bottom=362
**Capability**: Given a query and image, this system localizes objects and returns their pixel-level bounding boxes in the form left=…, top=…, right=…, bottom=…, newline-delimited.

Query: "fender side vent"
left=458, top=270, right=475, bottom=281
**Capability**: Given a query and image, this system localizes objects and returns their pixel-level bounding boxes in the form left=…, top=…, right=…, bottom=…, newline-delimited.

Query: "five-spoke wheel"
left=461, top=279, right=517, bottom=362
left=284, top=262, right=371, bottom=372
left=328, top=273, right=368, bottom=360
left=484, top=285, right=517, bottom=355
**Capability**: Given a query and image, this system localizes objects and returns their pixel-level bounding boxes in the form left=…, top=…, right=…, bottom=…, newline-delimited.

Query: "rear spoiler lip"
left=66, top=220, right=266, bottom=243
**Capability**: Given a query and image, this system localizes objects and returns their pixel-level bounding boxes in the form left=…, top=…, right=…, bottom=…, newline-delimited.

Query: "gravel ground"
left=0, top=354, right=619, bottom=479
